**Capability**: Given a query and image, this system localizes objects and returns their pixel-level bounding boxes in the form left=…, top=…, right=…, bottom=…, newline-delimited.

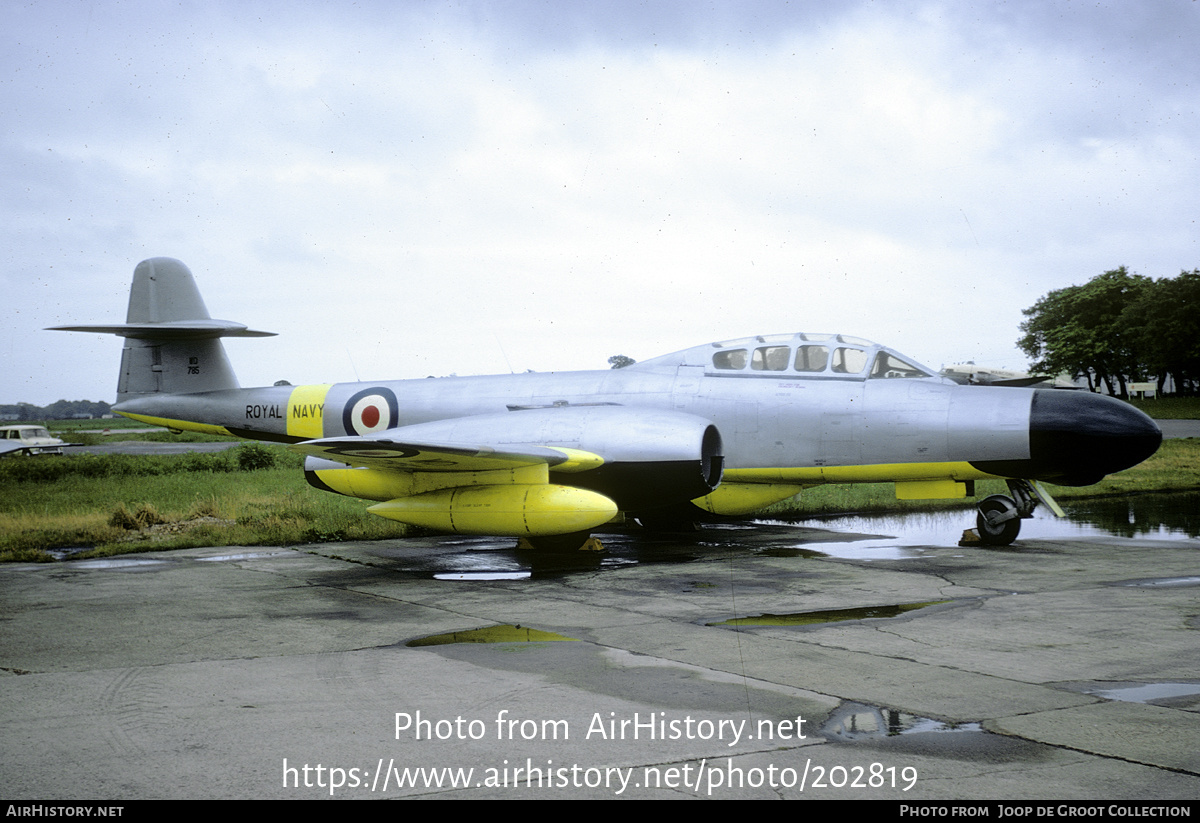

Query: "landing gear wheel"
left=976, top=495, right=1021, bottom=546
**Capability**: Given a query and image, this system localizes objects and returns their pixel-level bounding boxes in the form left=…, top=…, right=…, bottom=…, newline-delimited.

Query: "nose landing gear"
left=975, top=479, right=1058, bottom=546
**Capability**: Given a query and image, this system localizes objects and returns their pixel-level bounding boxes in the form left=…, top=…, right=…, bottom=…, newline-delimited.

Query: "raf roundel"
left=342, top=387, right=399, bottom=436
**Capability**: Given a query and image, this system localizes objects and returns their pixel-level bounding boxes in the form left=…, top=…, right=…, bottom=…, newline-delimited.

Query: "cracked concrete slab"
left=2, top=523, right=1197, bottom=799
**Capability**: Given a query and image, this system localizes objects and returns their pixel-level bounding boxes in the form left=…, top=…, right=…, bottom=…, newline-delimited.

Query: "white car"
left=0, top=425, right=67, bottom=456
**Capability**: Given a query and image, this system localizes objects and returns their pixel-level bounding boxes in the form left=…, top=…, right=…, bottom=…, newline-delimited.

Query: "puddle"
left=757, top=513, right=971, bottom=556
left=196, top=551, right=292, bottom=563
left=69, top=558, right=168, bottom=569
left=1084, top=682, right=1200, bottom=704
left=1064, top=492, right=1200, bottom=539
left=755, top=547, right=827, bottom=559
left=407, top=493, right=1199, bottom=579
left=708, top=600, right=947, bottom=627
left=820, top=701, right=982, bottom=741
left=434, top=571, right=531, bottom=581
left=411, top=538, right=639, bottom=580
left=420, top=546, right=537, bottom=581
left=57, top=550, right=293, bottom=567
left=792, top=540, right=928, bottom=561
left=45, top=546, right=96, bottom=561
left=762, top=492, right=1200, bottom=557
left=1114, top=576, right=1200, bottom=588
left=407, top=624, right=579, bottom=646
left=762, top=512, right=1053, bottom=556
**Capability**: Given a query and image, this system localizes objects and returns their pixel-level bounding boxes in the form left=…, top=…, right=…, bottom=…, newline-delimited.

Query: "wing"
left=291, top=427, right=609, bottom=539
left=290, top=436, right=583, bottom=473
left=290, top=407, right=724, bottom=537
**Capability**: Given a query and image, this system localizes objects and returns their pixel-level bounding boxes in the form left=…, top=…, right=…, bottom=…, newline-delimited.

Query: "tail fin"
left=49, top=257, right=275, bottom=401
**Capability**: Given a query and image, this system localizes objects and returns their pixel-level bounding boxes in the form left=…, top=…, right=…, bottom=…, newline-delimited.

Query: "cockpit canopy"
left=638, top=333, right=935, bottom=380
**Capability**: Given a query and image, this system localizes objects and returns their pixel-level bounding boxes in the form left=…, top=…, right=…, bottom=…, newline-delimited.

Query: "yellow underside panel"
left=894, top=479, right=968, bottom=500
left=724, top=461, right=994, bottom=485
left=694, top=483, right=810, bottom=516
left=116, top=411, right=232, bottom=437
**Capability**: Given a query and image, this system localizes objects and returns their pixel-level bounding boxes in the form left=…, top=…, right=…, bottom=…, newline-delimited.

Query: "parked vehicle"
left=0, top=425, right=66, bottom=456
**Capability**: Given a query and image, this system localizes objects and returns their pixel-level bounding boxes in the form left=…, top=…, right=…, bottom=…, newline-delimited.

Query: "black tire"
left=976, top=495, right=1021, bottom=546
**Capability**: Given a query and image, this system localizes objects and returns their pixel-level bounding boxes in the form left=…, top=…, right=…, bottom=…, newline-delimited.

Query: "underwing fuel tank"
left=366, top=484, right=619, bottom=536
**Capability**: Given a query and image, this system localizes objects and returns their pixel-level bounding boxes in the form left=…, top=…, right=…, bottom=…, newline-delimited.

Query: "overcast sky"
left=4, top=0, right=1197, bottom=406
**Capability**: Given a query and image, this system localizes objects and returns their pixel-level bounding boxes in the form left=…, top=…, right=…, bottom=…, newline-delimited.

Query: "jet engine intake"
left=540, top=409, right=724, bottom=511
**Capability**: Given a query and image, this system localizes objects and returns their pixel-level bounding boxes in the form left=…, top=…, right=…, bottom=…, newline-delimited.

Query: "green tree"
left=1121, top=269, right=1200, bottom=395
left=1018, top=267, right=1151, bottom=396
left=607, top=355, right=636, bottom=369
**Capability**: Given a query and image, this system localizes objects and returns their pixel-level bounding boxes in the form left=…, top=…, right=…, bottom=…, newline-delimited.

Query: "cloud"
left=3, top=0, right=1197, bottom=404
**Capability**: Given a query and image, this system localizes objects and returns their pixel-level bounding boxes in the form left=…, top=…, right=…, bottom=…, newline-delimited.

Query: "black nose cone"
left=1026, top=389, right=1162, bottom=486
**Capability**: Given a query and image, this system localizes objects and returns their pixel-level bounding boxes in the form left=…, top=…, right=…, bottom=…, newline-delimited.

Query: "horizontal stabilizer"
left=47, top=320, right=275, bottom=340
left=47, top=257, right=274, bottom=340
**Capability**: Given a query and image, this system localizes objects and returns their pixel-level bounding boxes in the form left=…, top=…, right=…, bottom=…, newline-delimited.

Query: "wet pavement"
left=1, top=506, right=1197, bottom=800
left=1157, top=419, right=1200, bottom=439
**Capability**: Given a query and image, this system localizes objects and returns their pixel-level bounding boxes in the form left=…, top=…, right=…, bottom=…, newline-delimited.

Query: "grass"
left=0, top=445, right=410, bottom=562
left=1049, top=437, right=1200, bottom=497
left=2, top=437, right=1196, bottom=563
left=1124, top=396, right=1200, bottom=420
left=43, top=418, right=153, bottom=430
left=60, top=430, right=235, bottom=445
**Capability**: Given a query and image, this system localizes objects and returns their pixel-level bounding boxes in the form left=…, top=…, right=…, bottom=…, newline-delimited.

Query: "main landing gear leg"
left=975, top=479, right=1040, bottom=546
